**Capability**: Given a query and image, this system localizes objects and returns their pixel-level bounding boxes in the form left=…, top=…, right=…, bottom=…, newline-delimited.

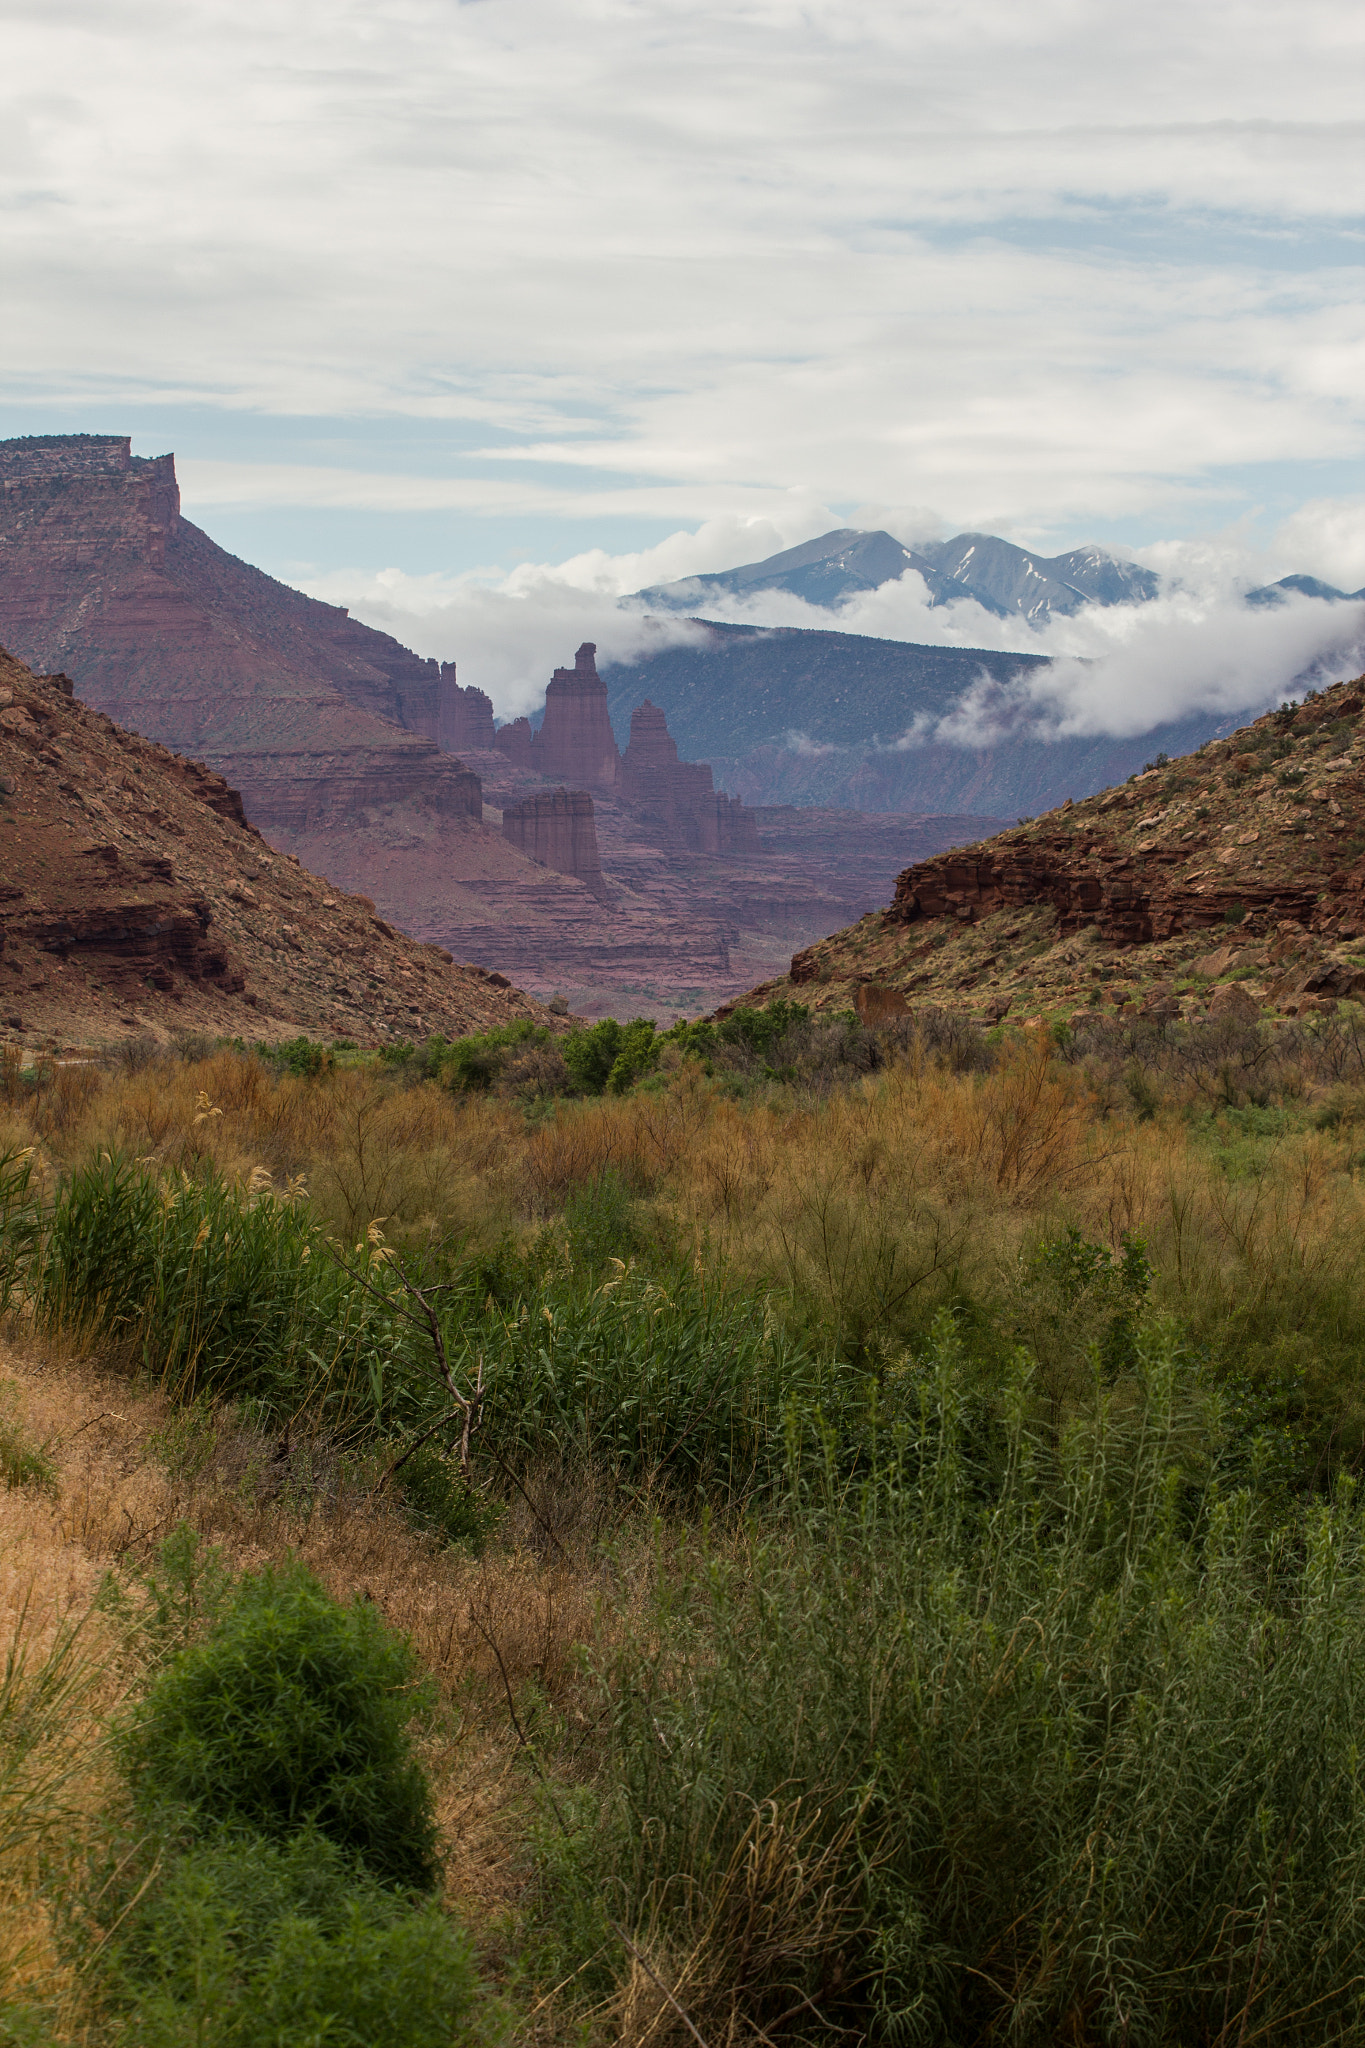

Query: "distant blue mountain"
left=636, top=527, right=1160, bottom=623
left=1246, top=573, right=1365, bottom=608
left=639, top=527, right=1365, bottom=627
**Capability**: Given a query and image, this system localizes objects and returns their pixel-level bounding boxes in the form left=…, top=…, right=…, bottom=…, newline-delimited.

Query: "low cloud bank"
left=302, top=512, right=1365, bottom=738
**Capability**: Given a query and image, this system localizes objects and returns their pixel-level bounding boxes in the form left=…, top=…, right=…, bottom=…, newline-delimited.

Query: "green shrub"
left=258, top=1036, right=332, bottom=1078
left=562, top=1016, right=658, bottom=1095
left=564, top=1320, right=1365, bottom=2044
left=434, top=1019, right=554, bottom=1093
left=104, top=1829, right=483, bottom=2048
left=119, top=1561, right=439, bottom=1890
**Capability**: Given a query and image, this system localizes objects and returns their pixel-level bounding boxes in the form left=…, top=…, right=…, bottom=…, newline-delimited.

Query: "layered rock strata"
left=501, top=788, right=609, bottom=899
left=0, top=645, right=558, bottom=1047
left=0, top=435, right=481, bottom=849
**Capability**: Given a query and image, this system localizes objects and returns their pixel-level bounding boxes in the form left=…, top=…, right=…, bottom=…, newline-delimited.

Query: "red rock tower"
left=621, top=698, right=760, bottom=854
left=529, top=643, right=621, bottom=792
left=437, top=665, right=498, bottom=753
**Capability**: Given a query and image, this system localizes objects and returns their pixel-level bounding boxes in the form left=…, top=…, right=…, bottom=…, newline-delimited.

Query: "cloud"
left=306, top=513, right=1365, bottom=737
left=1, top=0, right=1362, bottom=560
left=1273, top=498, right=1365, bottom=592
left=901, top=589, right=1365, bottom=749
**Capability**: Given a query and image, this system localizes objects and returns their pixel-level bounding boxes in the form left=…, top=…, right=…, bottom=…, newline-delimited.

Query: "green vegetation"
left=9, top=1003, right=1365, bottom=2039
left=564, top=1325, right=1365, bottom=2044
left=119, top=1558, right=439, bottom=1889
left=91, top=1541, right=487, bottom=2046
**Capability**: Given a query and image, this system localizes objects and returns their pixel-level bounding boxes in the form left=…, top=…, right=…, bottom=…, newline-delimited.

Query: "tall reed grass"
left=570, top=1320, right=1365, bottom=2044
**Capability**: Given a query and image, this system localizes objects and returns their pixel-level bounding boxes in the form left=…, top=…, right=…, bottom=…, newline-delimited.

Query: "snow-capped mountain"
left=635, top=527, right=1160, bottom=623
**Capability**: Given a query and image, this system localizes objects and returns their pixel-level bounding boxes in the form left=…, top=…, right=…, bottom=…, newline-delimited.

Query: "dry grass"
left=0, top=1329, right=659, bottom=2014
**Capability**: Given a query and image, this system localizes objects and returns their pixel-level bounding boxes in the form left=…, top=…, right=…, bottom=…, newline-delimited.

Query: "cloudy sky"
left=2, top=0, right=1363, bottom=713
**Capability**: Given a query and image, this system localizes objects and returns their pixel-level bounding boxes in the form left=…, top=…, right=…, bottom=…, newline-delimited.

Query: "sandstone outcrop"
left=437, top=669, right=497, bottom=753
left=0, top=434, right=481, bottom=852
left=501, top=788, right=609, bottom=899
left=0, top=645, right=559, bottom=1048
left=621, top=700, right=760, bottom=854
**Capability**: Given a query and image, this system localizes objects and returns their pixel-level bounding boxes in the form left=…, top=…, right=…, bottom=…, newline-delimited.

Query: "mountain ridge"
left=637, top=526, right=1160, bottom=621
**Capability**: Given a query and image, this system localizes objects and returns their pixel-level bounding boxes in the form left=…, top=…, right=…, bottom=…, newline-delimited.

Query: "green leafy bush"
left=434, top=1019, right=555, bottom=1093
left=260, top=1036, right=332, bottom=1078
left=562, top=1015, right=659, bottom=1095
left=119, top=1560, right=439, bottom=1890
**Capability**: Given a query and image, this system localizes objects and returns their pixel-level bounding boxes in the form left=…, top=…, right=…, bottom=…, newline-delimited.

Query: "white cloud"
left=303, top=515, right=1365, bottom=735
left=1273, top=499, right=1365, bottom=592
left=1, top=0, right=1361, bottom=552
left=898, top=590, right=1365, bottom=748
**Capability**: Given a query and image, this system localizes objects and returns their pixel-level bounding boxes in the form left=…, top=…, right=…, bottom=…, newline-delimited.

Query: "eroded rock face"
left=531, top=643, right=622, bottom=792
left=621, top=700, right=761, bottom=855
left=0, top=434, right=482, bottom=846
left=437, top=669, right=497, bottom=753
left=501, top=788, right=609, bottom=899
left=877, top=838, right=1321, bottom=951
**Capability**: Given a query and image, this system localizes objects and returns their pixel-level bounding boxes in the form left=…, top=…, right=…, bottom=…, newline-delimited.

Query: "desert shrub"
left=563, top=1016, right=660, bottom=1095
left=433, top=1018, right=555, bottom=1094
left=388, top=1438, right=503, bottom=1553
left=260, top=1036, right=332, bottom=1079
left=119, top=1559, right=438, bottom=1890
left=561, top=1320, right=1365, bottom=2044
left=106, top=1828, right=481, bottom=2047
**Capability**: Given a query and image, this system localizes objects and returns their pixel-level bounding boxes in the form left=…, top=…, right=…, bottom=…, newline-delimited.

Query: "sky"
left=2, top=0, right=1363, bottom=722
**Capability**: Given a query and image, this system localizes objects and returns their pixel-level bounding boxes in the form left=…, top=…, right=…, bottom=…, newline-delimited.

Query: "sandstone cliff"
left=0, top=436, right=481, bottom=850
left=0, top=644, right=556, bottom=1049
left=501, top=788, right=609, bottom=899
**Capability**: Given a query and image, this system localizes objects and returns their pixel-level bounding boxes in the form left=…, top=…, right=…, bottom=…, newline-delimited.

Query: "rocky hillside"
left=0, top=647, right=556, bottom=1049
left=739, top=674, right=1365, bottom=1028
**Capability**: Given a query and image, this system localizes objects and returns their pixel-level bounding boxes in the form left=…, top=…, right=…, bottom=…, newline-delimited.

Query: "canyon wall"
left=0, top=434, right=480, bottom=844
left=501, top=788, right=609, bottom=899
